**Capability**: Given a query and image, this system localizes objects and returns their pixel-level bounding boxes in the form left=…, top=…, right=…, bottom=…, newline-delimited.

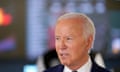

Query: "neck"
left=67, top=55, right=89, bottom=71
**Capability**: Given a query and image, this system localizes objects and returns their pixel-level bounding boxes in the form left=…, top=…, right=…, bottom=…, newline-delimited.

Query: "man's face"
left=55, top=18, right=91, bottom=67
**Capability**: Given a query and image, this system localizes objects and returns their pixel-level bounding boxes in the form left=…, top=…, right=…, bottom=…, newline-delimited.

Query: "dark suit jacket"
left=44, top=58, right=110, bottom=72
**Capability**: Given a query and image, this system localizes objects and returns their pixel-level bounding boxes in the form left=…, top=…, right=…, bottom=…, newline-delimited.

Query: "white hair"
left=57, top=12, right=96, bottom=48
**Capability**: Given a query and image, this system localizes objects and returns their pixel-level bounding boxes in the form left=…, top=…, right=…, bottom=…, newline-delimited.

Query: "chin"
left=60, top=60, right=70, bottom=66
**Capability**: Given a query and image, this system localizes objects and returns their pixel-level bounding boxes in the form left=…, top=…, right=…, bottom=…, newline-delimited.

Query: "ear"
left=86, top=35, right=94, bottom=50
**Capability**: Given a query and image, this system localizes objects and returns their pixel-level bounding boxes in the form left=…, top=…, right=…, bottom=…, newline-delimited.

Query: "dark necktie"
left=72, top=71, right=77, bottom=72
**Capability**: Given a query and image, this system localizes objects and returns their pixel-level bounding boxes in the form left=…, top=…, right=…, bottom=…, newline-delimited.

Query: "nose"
left=59, top=39, right=67, bottom=50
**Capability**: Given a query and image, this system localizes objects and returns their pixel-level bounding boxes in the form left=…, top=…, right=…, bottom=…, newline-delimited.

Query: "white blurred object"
left=95, top=2, right=106, bottom=14
left=26, top=0, right=47, bottom=60
left=95, top=53, right=105, bottom=68
left=112, top=38, right=120, bottom=54
left=64, top=1, right=76, bottom=12
left=112, top=38, right=120, bottom=49
left=78, top=1, right=94, bottom=14
left=37, top=56, right=45, bottom=72
left=23, top=65, right=37, bottom=72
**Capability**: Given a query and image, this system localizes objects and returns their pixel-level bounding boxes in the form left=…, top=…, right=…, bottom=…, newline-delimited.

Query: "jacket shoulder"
left=92, top=61, right=110, bottom=72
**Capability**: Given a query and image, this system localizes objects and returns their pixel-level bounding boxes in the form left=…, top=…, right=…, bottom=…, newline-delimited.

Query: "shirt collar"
left=63, top=57, right=92, bottom=72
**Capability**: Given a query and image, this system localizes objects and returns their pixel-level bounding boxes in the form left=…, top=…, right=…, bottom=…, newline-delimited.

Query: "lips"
left=59, top=53, right=69, bottom=57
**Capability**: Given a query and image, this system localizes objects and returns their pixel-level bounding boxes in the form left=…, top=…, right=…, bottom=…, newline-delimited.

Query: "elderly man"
left=44, top=13, right=110, bottom=72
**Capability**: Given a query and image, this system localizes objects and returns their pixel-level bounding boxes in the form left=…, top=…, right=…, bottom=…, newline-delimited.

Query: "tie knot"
left=72, top=71, right=77, bottom=72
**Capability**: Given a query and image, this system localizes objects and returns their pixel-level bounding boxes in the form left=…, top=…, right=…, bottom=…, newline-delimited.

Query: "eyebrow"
left=55, top=35, right=74, bottom=38
left=55, top=36, right=60, bottom=37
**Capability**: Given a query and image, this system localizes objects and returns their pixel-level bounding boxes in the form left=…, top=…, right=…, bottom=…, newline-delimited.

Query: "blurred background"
left=0, top=0, right=120, bottom=72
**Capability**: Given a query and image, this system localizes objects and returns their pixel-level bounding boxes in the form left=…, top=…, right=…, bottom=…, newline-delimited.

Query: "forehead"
left=55, top=18, right=84, bottom=36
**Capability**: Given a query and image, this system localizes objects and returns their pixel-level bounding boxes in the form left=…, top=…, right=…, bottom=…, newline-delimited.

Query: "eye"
left=55, top=37, right=60, bottom=40
left=67, top=37, right=72, bottom=40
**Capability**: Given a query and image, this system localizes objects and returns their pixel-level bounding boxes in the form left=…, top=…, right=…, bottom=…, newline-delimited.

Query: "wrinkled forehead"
left=56, top=17, right=86, bottom=29
left=55, top=18, right=85, bottom=36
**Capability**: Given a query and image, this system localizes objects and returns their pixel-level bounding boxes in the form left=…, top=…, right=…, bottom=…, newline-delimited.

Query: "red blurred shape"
left=0, top=8, right=12, bottom=26
left=3, top=13, right=12, bottom=26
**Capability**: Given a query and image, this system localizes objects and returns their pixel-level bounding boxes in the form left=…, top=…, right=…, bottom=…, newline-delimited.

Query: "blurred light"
left=95, top=2, right=106, bottom=14
left=0, top=8, right=4, bottom=25
left=50, top=2, right=62, bottom=13
left=112, top=38, right=120, bottom=49
left=65, top=2, right=76, bottom=12
left=23, top=65, right=37, bottom=72
left=79, top=2, right=93, bottom=14
left=26, top=0, right=47, bottom=60
left=0, top=8, right=12, bottom=26
left=0, top=35, right=16, bottom=52
left=3, top=13, right=12, bottom=26
left=112, top=38, right=120, bottom=54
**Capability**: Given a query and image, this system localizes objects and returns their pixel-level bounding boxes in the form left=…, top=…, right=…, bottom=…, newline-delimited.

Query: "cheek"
left=70, top=43, right=83, bottom=56
left=55, top=43, right=59, bottom=51
left=69, top=44, right=79, bottom=56
left=55, top=47, right=59, bottom=54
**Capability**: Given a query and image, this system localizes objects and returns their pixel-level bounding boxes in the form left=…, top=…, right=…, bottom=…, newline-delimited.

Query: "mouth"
left=60, top=53, right=69, bottom=57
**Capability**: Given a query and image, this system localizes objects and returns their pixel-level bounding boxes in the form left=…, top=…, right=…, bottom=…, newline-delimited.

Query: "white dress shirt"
left=63, top=57, right=92, bottom=72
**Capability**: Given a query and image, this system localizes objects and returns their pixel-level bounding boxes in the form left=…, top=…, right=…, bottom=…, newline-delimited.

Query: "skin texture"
left=55, top=17, right=93, bottom=70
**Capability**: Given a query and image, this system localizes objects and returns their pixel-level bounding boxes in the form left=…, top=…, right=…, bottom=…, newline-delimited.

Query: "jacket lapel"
left=57, top=64, right=64, bottom=72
